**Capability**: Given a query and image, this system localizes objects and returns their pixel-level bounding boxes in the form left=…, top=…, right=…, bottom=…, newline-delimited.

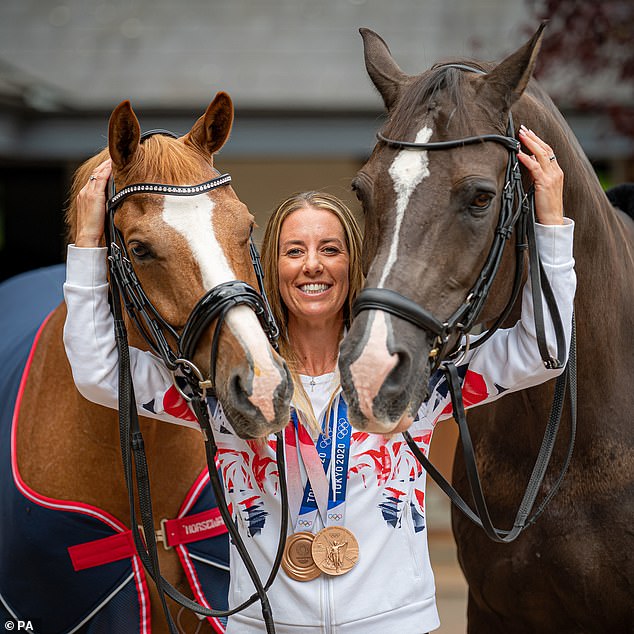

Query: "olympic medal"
left=281, top=532, right=321, bottom=582
left=311, top=526, right=359, bottom=576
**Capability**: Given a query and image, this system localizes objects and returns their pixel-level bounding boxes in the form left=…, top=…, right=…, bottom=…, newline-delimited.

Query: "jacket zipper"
left=323, top=573, right=334, bottom=633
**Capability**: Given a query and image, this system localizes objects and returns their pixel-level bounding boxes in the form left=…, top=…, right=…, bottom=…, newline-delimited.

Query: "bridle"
left=106, top=130, right=279, bottom=398
left=363, top=126, right=526, bottom=365
left=355, top=64, right=565, bottom=369
left=106, top=130, right=287, bottom=633
left=352, top=65, right=576, bottom=543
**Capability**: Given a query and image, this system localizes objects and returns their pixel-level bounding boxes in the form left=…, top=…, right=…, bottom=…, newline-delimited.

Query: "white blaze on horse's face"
left=380, top=125, right=433, bottom=287
left=349, top=308, right=397, bottom=425
left=162, top=194, right=282, bottom=425
left=348, top=125, right=433, bottom=430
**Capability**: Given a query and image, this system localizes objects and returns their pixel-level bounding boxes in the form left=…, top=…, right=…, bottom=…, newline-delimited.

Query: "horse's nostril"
left=379, top=350, right=412, bottom=402
left=227, top=367, right=291, bottom=431
left=229, top=373, right=250, bottom=405
left=223, top=374, right=253, bottom=422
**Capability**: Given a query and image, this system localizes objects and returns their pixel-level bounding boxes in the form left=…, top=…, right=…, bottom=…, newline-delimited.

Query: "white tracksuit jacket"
left=63, top=220, right=575, bottom=634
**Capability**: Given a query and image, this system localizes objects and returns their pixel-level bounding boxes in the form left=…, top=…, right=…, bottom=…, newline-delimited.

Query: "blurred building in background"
left=1, top=0, right=632, bottom=281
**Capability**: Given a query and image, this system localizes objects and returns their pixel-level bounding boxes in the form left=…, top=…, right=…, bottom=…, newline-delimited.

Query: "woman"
left=64, top=127, right=575, bottom=633
left=260, top=190, right=364, bottom=433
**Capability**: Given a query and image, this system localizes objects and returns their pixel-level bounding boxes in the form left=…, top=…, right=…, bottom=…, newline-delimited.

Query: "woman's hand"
left=517, top=125, right=565, bottom=226
left=75, top=159, right=112, bottom=247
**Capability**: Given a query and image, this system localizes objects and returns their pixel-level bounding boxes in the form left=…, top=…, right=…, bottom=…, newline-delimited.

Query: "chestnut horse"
left=339, top=26, right=634, bottom=632
left=1, top=94, right=292, bottom=632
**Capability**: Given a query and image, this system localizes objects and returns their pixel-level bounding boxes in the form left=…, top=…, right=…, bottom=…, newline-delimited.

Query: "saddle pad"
left=0, top=265, right=229, bottom=633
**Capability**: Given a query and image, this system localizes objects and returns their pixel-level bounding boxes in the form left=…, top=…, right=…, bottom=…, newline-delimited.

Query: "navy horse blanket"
left=0, top=265, right=230, bottom=633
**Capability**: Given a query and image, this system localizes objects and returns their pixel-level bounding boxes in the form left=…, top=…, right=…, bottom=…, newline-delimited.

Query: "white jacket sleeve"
left=63, top=245, right=201, bottom=430
left=418, top=219, right=576, bottom=425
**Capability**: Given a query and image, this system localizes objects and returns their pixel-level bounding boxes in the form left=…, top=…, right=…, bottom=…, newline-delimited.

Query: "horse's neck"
left=512, top=100, right=634, bottom=449
left=522, top=99, right=634, bottom=317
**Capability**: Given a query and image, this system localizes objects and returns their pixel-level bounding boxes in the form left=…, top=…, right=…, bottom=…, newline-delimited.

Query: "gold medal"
left=311, top=526, right=359, bottom=576
left=281, top=532, right=321, bottom=582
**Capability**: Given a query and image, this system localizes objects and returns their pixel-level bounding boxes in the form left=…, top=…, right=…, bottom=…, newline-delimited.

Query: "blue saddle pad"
left=0, top=265, right=229, bottom=633
left=0, top=264, right=66, bottom=367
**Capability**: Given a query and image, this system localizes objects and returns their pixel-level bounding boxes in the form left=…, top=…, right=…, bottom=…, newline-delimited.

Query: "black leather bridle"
left=353, top=65, right=576, bottom=543
left=106, top=131, right=279, bottom=395
left=106, top=130, right=287, bottom=633
left=355, top=65, right=564, bottom=369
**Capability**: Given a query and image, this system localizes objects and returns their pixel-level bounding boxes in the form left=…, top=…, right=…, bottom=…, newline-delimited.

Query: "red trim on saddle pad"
left=176, top=541, right=226, bottom=633
left=170, top=470, right=228, bottom=633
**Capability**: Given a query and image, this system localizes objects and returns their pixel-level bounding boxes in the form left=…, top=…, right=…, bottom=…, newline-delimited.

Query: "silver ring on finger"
left=549, top=155, right=556, bottom=162
left=89, top=175, right=97, bottom=181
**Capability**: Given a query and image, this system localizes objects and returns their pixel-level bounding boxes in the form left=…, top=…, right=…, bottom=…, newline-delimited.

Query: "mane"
left=65, top=135, right=212, bottom=245
left=387, top=59, right=494, bottom=140
left=516, top=76, right=616, bottom=230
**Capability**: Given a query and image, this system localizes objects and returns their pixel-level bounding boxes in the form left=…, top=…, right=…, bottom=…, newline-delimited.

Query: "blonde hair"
left=261, top=192, right=364, bottom=431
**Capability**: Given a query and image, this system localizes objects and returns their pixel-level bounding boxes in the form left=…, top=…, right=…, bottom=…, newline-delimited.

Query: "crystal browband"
left=108, top=173, right=232, bottom=210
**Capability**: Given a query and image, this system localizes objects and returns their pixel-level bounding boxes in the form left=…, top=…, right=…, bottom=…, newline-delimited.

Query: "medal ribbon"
left=283, top=420, right=304, bottom=524
left=326, top=397, right=350, bottom=527
left=284, top=410, right=330, bottom=532
left=292, top=405, right=333, bottom=532
left=287, top=395, right=352, bottom=533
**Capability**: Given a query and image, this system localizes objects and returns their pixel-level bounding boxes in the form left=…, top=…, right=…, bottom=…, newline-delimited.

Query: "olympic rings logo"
left=297, top=519, right=313, bottom=527
left=327, top=513, right=343, bottom=521
left=337, top=420, right=350, bottom=439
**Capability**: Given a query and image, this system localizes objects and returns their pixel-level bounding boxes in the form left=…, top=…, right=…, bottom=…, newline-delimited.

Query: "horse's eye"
left=351, top=177, right=372, bottom=215
left=129, top=242, right=152, bottom=260
left=470, top=192, right=494, bottom=211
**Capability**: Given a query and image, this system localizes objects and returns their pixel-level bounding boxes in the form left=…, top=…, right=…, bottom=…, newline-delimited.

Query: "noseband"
left=106, top=130, right=279, bottom=398
left=353, top=64, right=563, bottom=370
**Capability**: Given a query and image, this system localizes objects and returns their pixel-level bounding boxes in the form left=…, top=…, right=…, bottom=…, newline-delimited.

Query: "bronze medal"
left=281, top=532, right=321, bottom=582
left=311, top=526, right=359, bottom=576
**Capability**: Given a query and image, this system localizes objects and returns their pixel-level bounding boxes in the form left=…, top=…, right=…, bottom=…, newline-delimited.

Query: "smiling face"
left=277, top=206, right=350, bottom=329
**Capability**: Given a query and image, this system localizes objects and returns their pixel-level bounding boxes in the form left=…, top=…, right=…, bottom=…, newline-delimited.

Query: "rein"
left=106, top=130, right=286, bottom=633
left=353, top=65, right=576, bottom=542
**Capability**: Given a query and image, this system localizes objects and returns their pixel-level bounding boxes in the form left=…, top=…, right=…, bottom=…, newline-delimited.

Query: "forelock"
left=387, top=61, right=493, bottom=139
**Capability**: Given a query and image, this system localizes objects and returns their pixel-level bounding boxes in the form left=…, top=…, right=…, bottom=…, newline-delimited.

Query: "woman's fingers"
left=518, top=126, right=564, bottom=226
left=88, top=159, right=111, bottom=185
left=518, top=125, right=556, bottom=166
left=75, top=159, right=112, bottom=247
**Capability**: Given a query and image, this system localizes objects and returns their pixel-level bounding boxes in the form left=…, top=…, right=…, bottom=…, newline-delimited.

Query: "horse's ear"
left=108, top=100, right=141, bottom=170
left=186, top=92, right=234, bottom=156
left=360, top=28, right=408, bottom=110
left=478, top=22, right=547, bottom=112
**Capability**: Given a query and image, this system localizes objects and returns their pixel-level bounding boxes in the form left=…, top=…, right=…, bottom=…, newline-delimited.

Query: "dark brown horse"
left=3, top=94, right=292, bottom=632
left=339, top=26, right=634, bottom=633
